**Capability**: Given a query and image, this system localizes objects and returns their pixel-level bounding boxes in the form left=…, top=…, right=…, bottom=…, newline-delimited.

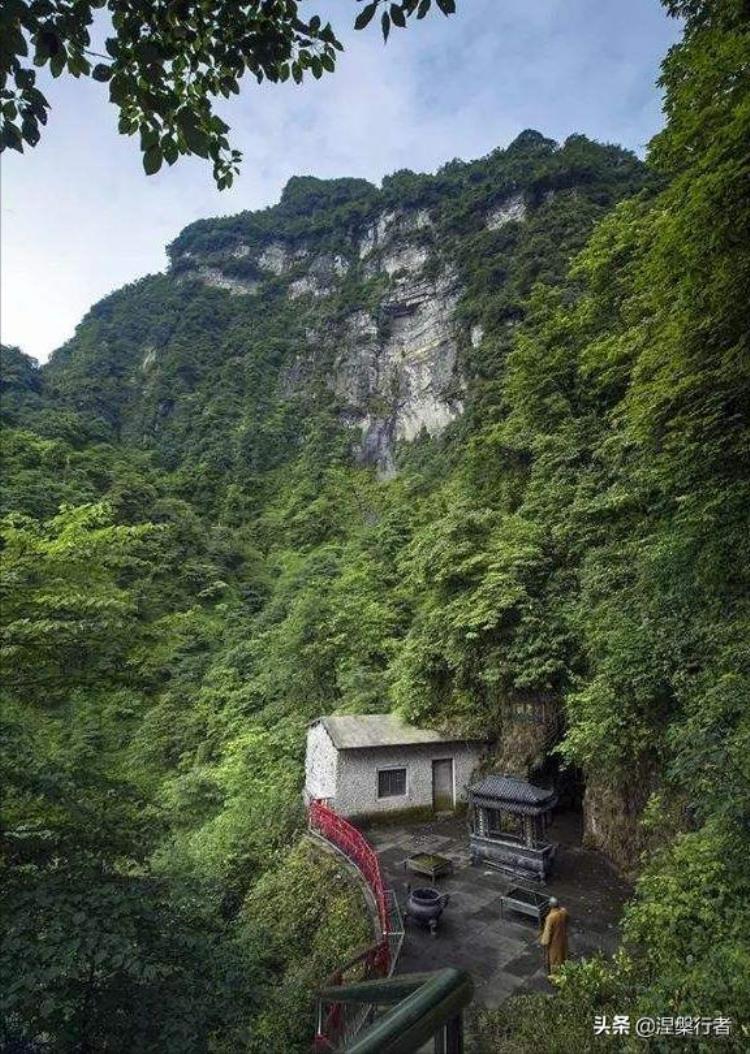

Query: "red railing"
left=309, top=800, right=403, bottom=1050
left=309, top=799, right=390, bottom=941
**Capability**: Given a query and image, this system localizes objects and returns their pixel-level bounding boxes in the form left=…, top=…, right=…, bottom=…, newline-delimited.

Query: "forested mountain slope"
left=2, top=1, right=749, bottom=1049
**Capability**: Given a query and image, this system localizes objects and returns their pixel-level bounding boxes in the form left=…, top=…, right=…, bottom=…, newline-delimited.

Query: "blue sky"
left=1, top=0, right=681, bottom=363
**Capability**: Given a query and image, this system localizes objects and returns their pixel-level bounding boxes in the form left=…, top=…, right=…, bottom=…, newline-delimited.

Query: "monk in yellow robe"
left=540, top=897, right=569, bottom=974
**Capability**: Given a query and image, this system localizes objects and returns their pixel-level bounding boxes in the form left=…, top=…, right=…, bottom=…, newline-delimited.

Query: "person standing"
left=540, top=896, right=569, bottom=975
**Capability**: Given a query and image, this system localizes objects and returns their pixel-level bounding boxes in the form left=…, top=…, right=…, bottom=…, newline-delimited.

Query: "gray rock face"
left=257, top=241, right=308, bottom=275
left=289, top=253, right=349, bottom=299
left=328, top=207, right=462, bottom=473
left=333, top=269, right=463, bottom=477
left=180, top=205, right=465, bottom=473
left=470, top=324, right=485, bottom=348
left=358, top=208, right=432, bottom=259
left=486, top=193, right=526, bottom=230
left=379, top=243, right=431, bottom=279
left=190, top=266, right=259, bottom=296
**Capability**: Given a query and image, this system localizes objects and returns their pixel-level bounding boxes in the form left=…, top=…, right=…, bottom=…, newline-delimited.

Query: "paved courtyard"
left=365, top=811, right=632, bottom=1008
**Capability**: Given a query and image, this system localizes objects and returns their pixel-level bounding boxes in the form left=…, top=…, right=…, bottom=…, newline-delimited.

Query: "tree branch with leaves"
left=0, top=0, right=456, bottom=186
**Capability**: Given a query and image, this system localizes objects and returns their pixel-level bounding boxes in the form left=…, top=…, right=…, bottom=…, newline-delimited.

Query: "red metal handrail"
left=309, top=799, right=400, bottom=1049
left=309, top=799, right=390, bottom=940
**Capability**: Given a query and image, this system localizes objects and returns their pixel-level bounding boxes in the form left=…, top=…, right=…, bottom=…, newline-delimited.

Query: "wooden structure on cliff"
left=468, top=774, right=558, bottom=882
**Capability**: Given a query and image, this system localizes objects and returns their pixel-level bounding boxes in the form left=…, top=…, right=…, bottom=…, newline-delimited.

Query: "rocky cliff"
left=32, top=131, right=649, bottom=871
left=170, top=202, right=458, bottom=476
left=90, top=129, right=643, bottom=481
left=172, top=204, right=466, bottom=476
left=6, top=4, right=749, bottom=1036
left=158, top=138, right=641, bottom=477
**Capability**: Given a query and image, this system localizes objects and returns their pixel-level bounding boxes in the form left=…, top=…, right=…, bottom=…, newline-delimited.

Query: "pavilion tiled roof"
left=469, top=774, right=557, bottom=815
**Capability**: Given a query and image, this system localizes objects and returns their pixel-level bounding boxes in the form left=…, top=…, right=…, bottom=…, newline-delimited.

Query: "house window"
left=378, top=767, right=407, bottom=799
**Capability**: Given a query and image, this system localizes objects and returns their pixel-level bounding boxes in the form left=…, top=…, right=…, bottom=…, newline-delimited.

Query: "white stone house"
left=305, top=714, right=485, bottom=818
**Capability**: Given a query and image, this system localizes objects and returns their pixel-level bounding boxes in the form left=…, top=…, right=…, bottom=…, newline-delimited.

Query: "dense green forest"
left=2, top=0, right=749, bottom=1050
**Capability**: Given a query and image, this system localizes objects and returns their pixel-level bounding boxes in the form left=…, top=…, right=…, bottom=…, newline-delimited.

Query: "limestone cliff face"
left=337, top=210, right=463, bottom=476
left=172, top=203, right=473, bottom=474
left=335, top=274, right=461, bottom=478
left=161, top=135, right=645, bottom=477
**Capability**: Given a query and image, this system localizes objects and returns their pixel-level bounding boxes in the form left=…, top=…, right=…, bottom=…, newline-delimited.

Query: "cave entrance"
left=530, top=751, right=585, bottom=846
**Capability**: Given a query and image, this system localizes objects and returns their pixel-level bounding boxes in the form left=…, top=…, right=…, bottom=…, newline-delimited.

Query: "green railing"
left=318, top=968, right=474, bottom=1054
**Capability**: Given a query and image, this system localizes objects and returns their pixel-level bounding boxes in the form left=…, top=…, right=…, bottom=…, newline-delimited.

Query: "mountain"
left=31, top=132, right=644, bottom=487
left=3, top=7, right=750, bottom=1041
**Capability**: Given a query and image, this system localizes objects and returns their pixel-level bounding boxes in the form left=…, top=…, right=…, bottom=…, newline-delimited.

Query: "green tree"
left=0, top=505, right=251, bottom=1050
left=3, top=1, right=749, bottom=1044
left=0, top=0, right=456, bottom=185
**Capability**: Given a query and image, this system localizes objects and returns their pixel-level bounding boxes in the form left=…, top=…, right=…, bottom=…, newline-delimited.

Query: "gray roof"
left=469, top=774, right=557, bottom=814
left=319, top=714, right=481, bottom=750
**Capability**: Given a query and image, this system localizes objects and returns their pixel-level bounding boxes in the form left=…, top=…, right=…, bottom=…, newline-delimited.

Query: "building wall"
left=332, top=742, right=483, bottom=818
left=305, top=721, right=339, bottom=803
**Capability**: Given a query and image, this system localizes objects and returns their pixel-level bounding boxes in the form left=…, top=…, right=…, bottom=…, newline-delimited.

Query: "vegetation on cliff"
left=2, top=1, right=749, bottom=1048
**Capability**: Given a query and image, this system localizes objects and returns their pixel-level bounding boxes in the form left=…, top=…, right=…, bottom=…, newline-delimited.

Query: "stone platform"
left=364, top=811, right=631, bottom=1008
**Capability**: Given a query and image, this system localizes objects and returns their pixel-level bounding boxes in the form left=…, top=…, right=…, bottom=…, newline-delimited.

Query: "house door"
left=432, top=759, right=454, bottom=812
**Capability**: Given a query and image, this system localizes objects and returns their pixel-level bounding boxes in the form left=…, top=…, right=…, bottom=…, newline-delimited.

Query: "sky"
left=1, top=0, right=681, bottom=364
